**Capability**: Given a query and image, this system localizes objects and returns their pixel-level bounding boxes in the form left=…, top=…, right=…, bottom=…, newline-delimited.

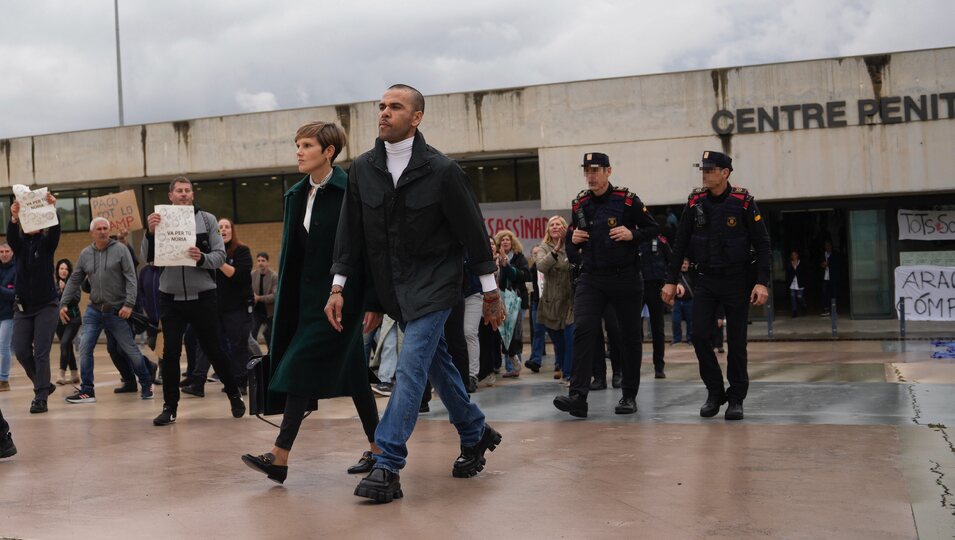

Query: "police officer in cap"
left=661, top=151, right=770, bottom=420
left=554, top=152, right=659, bottom=418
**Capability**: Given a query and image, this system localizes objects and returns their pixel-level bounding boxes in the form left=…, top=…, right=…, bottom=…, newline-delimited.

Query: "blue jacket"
left=0, top=260, right=16, bottom=320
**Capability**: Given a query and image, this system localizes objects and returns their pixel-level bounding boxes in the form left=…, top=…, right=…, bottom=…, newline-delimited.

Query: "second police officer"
left=661, top=151, right=771, bottom=420
left=554, top=152, right=659, bottom=418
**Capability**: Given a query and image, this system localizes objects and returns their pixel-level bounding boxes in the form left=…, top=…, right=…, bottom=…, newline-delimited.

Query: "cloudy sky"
left=0, top=0, right=952, bottom=139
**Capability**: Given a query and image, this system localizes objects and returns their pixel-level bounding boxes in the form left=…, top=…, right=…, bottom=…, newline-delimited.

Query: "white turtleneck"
left=384, top=136, right=414, bottom=187
left=331, top=135, right=496, bottom=295
left=303, top=169, right=333, bottom=233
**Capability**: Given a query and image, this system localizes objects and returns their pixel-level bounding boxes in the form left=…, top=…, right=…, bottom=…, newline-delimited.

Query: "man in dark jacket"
left=327, top=84, right=505, bottom=503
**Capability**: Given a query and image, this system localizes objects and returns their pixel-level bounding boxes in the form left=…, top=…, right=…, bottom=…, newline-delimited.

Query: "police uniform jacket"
left=665, top=182, right=771, bottom=285
left=565, top=184, right=659, bottom=272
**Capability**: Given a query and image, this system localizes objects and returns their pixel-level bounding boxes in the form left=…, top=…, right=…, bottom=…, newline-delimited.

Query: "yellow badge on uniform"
left=754, top=214, right=762, bottom=222
left=727, top=216, right=737, bottom=227
left=608, top=217, right=618, bottom=227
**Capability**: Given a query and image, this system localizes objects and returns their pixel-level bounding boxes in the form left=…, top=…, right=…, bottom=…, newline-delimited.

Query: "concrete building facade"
left=1, top=47, right=953, bottom=319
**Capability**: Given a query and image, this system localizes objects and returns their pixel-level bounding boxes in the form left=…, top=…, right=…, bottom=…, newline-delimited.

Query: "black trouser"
left=571, top=270, right=644, bottom=398
left=159, top=291, right=239, bottom=409
left=184, top=325, right=198, bottom=379
left=193, top=309, right=252, bottom=387
left=691, top=272, right=751, bottom=401
left=0, top=405, right=7, bottom=436
left=106, top=330, right=136, bottom=383
left=643, top=279, right=666, bottom=371
left=56, top=318, right=80, bottom=371
left=444, top=296, right=469, bottom=385
left=477, top=321, right=500, bottom=380
left=275, top=388, right=379, bottom=451
left=13, top=304, right=59, bottom=401
left=592, top=304, right=622, bottom=383
left=251, top=311, right=273, bottom=348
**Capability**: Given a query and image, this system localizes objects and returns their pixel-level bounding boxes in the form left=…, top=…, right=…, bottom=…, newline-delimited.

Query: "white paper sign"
left=12, top=184, right=59, bottom=233
left=898, top=209, right=955, bottom=240
left=154, top=205, right=197, bottom=267
left=894, top=265, right=955, bottom=321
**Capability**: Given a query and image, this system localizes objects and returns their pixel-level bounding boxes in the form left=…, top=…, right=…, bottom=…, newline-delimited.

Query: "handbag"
left=247, top=354, right=317, bottom=427
left=497, top=288, right=521, bottom=349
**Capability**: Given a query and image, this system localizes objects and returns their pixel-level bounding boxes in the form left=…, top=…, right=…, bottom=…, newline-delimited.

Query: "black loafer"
left=453, top=424, right=502, bottom=478
left=614, top=396, right=637, bottom=414
left=654, top=370, right=666, bottom=379
left=241, top=453, right=288, bottom=484
left=553, top=392, right=588, bottom=418
left=524, top=360, right=541, bottom=373
left=589, top=379, right=607, bottom=391
left=354, top=468, right=403, bottom=503
left=347, top=451, right=376, bottom=474
left=725, top=400, right=744, bottom=420
left=700, top=391, right=727, bottom=418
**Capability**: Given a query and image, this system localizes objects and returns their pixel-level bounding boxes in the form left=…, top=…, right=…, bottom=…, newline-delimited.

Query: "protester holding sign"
left=8, top=194, right=60, bottom=414
left=11, top=185, right=58, bottom=233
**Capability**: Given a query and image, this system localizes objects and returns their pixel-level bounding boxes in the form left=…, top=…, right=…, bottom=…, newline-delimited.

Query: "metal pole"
left=114, top=0, right=125, bottom=126
left=898, top=298, right=906, bottom=339
left=830, top=297, right=837, bottom=338
left=766, top=292, right=774, bottom=338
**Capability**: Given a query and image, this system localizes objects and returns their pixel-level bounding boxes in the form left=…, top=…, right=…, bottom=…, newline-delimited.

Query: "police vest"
left=572, top=187, right=639, bottom=271
left=687, top=186, right=753, bottom=267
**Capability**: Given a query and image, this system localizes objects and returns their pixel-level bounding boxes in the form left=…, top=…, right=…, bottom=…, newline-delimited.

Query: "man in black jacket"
left=327, top=84, right=505, bottom=503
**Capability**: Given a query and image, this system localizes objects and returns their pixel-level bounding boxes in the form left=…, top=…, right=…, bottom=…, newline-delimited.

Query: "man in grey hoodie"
left=141, top=176, right=245, bottom=426
left=60, top=217, right=154, bottom=403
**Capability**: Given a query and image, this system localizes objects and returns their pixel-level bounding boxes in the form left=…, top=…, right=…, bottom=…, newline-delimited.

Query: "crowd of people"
left=0, top=82, right=836, bottom=508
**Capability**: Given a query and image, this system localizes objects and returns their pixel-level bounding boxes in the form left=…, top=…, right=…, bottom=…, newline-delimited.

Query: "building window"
left=460, top=157, right=539, bottom=203
left=192, top=180, right=234, bottom=221
left=236, top=176, right=284, bottom=223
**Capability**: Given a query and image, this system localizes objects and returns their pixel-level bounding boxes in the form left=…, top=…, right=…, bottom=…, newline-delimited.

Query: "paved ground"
left=2, top=338, right=955, bottom=539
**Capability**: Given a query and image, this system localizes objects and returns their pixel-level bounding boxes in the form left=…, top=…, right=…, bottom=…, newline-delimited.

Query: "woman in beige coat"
left=534, top=216, right=575, bottom=381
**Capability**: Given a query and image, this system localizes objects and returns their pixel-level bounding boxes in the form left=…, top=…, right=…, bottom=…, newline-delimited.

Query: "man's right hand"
left=59, top=306, right=70, bottom=324
left=571, top=229, right=589, bottom=245
left=147, top=213, right=161, bottom=234
left=661, top=283, right=677, bottom=306
left=324, top=288, right=345, bottom=332
left=481, top=290, right=506, bottom=330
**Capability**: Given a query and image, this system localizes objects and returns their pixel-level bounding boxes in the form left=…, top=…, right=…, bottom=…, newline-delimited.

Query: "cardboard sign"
left=154, top=205, right=197, bottom=267
left=90, top=190, right=143, bottom=233
left=12, top=184, right=59, bottom=233
left=898, top=209, right=955, bottom=240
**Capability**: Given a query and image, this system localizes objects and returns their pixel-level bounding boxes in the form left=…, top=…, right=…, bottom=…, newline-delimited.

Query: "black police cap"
left=581, top=152, right=611, bottom=168
left=700, top=150, right=733, bottom=171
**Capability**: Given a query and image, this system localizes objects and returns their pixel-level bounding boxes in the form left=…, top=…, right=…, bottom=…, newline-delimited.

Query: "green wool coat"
left=267, top=167, right=366, bottom=407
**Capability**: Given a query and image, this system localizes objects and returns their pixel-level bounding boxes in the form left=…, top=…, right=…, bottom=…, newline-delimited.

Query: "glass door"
left=848, top=209, right=893, bottom=318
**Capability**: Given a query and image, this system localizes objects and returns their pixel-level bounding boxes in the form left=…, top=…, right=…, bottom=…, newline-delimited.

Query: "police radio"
left=574, top=206, right=589, bottom=231
left=694, top=204, right=707, bottom=228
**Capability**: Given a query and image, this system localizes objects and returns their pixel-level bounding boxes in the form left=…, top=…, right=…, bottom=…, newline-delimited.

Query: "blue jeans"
left=546, top=324, right=574, bottom=374
left=790, top=288, right=806, bottom=316
left=672, top=299, right=693, bottom=343
left=374, top=308, right=485, bottom=473
left=528, top=301, right=546, bottom=367
left=79, top=307, right=152, bottom=394
left=0, top=318, right=13, bottom=381
left=377, top=323, right=400, bottom=384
